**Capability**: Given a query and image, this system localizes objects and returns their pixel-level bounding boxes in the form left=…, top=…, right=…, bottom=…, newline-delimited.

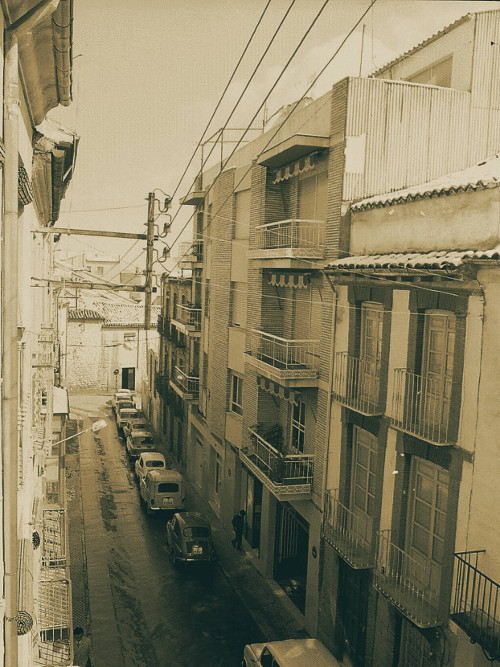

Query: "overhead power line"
left=169, top=0, right=273, bottom=203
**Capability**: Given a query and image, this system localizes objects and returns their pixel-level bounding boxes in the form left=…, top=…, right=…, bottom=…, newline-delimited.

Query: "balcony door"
left=359, top=302, right=383, bottom=409
left=421, top=311, right=455, bottom=438
left=350, top=427, right=378, bottom=546
left=406, top=458, right=449, bottom=603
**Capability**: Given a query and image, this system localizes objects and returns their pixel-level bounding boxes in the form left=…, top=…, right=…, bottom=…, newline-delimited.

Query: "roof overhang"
left=179, top=190, right=205, bottom=206
left=9, top=0, right=73, bottom=126
left=257, top=134, right=329, bottom=169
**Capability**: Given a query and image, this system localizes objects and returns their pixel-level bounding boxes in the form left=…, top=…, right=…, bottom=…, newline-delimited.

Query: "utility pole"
left=144, top=192, right=156, bottom=330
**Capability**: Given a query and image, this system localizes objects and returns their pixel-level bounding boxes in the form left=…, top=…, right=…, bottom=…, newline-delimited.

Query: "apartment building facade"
left=155, top=6, right=500, bottom=652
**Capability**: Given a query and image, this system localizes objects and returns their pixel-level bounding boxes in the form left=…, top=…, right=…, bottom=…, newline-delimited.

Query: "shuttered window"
left=298, top=170, right=327, bottom=220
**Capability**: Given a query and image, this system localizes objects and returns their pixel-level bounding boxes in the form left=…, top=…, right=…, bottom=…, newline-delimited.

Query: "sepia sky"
left=50, top=0, right=500, bottom=269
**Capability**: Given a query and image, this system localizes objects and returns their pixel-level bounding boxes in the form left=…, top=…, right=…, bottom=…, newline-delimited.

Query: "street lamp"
left=52, top=419, right=107, bottom=446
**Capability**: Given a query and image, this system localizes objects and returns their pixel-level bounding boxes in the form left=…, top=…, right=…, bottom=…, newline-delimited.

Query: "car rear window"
left=146, top=460, right=164, bottom=468
left=183, top=527, right=210, bottom=538
left=158, top=483, right=179, bottom=493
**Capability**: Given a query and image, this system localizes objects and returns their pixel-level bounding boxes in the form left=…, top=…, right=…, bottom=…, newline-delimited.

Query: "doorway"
left=121, top=367, right=135, bottom=390
left=274, top=503, right=309, bottom=614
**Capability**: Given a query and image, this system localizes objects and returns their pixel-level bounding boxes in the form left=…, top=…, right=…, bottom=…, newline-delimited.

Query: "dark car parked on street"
left=166, top=512, right=216, bottom=566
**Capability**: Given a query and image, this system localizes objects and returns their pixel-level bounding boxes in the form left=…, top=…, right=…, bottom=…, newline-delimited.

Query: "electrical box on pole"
left=144, top=192, right=155, bottom=330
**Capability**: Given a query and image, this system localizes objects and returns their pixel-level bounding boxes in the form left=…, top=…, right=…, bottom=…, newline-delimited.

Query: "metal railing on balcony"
left=254, top=218, right=325, bottom=258
left=451, top=551, right=500, bottom=660
left=37, top=578, right=72, bottom=664
left=374, top=530, right=445, bottom=627
left=322, top=489, right=376, bottom=569
left=391, top=369, right=457, bottom=445
left=42, top=508, right=67, bottom=569
left=180, top=238, right=203, bottom=264
left=248, top=329, right=319, bottom=379
left=172, top=366, right=199, bottom=398
left=333, top=352, right=384, bottom=415
left=175, top=304, right=202, bottom=330
left=243, top=428, right=314, bottom=494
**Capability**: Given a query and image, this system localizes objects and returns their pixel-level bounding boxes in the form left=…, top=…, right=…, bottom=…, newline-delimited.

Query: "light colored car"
left=111, top=389, right=134, bottom=409
left=122, top=414, right=149, bottom=439
left=125, top=431, right=156, bottom=460
left=242, top=639, right=338, bottom=667
left=113, top=398, right=135, bottom=416
left=116, top=406, right=140, bottom=434
left=134, top=452, right=167, bottom=485
left=140, top=469, right=184, bottom=514
left=166, top=512, right=215, bottom=565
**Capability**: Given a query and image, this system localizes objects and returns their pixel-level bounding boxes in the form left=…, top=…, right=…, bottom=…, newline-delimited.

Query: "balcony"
left=33, top=333, right=54, bottom=368
left=374, top=530, right=446, bottom=627
left=391, top=369, right=458, bottom=445
left=170, top=366, right=199, bottom=400
left=248, top=218, right=325, bottom=268
left=451, top=551, right=500, bottom=660
left=38, top=577, right=72, bottom=664
left=172, top=303, right=201, bottom=335
left=239, top=428, right=314, bottom=500
left=179, top=239, right=203, bottom=266
left=245, top=329, right=319, bottom=388
left=42, top=508, right=67, bottom=569
left=322, top=489, right=376, bottom=569
left=333, top=352, right=384, bottom=416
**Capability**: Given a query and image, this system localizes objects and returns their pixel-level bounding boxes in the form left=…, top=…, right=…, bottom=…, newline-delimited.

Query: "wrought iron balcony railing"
left=253, top=218, right=325, bottom=259
left=391, top=368, right=458, bottom=445
left=451, top=550, right=500, bottom=660
left=322, top=489, right=376, bottom=569
left=333, top=352, right=384, bottom=415
left=180, top=239, right=203, bottom=264
left=170, top=366, right=199, bottom=399
left=239, top=428, right=314, bottom=499
left=175, top=304, right=202, bottom=330
left=42, top=508, right=67, bottom=569
left=246, top=329, right=319, bottom=384
left=374, top=530, right=445, bottom=627
left=38, top=577, right=72, bottom=664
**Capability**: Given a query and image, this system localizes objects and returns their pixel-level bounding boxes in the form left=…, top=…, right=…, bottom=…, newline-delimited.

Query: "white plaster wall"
left=457, top=294, right=483, bottom=453
left=380, top=429, right=399, bottom=532
left=326, top=401, right=342, bottom=491
left=351, top=188, right=499, bottom=255
left=385, top=290, right=410, bottom=421
left=228, top=327, right=246, bottom=374
left=334, top=285, right=349, bottom=354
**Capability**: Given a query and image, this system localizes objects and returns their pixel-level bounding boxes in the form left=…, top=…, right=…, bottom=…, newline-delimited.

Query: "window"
left=351, top=427, right=378, bottom=517
left=96, top=266, right=104, bottom=275
left=230, top=374, right=243, bottom=415
left=215, top=454, right=222, bottom=496
left=230, top=282, right=247, bottom=328
left=234, top=189, right=250, bottom=240
left=291, top=400, right=306, bottom=452
left=408, top=55, right=453, bottom=88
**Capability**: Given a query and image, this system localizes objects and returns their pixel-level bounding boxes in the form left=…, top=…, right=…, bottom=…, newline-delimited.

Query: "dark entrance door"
left=121, top=367, right=135, bottom=390
left=274, top=503, right=309, bottom=613
left=339, top=560, right=369, bottom=667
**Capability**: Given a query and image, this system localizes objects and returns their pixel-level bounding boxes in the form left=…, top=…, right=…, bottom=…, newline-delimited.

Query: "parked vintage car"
left=140, top=469, right=184, bottom=514
left=125, top=431, right=156, bottom=460
left=116, top=406, right=140, bottom=434
left=113, top=398, right=135, bottom=417
left=166, top=512, right=216, bottom=566
left=122, top=413, right=149, bottom=439
left=134, top=452, right=167, bottom=485
left=242, top=639, right=338, bottom=667
left=111, top=390, right=135, bottom=412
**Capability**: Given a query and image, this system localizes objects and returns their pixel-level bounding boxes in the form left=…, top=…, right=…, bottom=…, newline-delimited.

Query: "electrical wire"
left=169, top=0, right=273, bottom=203
left=164, top=0, right=329, bottom=249
left=166, top=0, right=375, bottom=276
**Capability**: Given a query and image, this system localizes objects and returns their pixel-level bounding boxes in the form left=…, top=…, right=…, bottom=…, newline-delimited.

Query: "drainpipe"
left=2, top=2, right=60, bottom=664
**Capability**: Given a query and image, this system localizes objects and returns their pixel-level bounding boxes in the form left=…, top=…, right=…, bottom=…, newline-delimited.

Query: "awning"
left=268, top=273, right=311, bottom=288
left=53, top=386, right=69, bottom=415
left=272, top=153, right=317, bottom=183
left=257, top=376, right=301, bottom=405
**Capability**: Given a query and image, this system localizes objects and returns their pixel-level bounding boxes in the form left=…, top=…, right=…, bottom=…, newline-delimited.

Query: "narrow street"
left=67, top=394, right=264, bottom=667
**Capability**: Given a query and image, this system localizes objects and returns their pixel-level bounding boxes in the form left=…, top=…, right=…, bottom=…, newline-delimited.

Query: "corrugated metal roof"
left=351, top=155, right=500, bottom=211
left=328, top=247, right=500, bottom=271
left=68, top=309, right=103, bottom=321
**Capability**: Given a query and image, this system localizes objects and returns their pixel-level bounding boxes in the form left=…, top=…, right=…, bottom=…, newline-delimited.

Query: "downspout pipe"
left=2, top=2, right=59, bottom=664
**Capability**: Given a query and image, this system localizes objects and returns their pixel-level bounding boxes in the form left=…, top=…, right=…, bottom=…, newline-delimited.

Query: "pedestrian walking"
left=231, top=509, right=246, bottom=550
